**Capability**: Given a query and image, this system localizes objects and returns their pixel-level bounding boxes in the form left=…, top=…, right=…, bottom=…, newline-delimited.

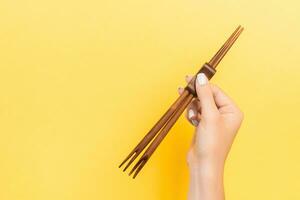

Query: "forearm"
left=183, top=74, right=243, bottom=200
left=188, top=161, right=224, bottom=200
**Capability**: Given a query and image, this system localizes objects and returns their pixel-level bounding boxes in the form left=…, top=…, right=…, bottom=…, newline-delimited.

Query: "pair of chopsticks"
left=119, top=26, right=244, bottom=178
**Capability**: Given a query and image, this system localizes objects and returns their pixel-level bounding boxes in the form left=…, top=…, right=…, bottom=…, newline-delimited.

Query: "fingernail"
left=191, top=119, right=199, bottom=127
left=188, top=109, right=196, bottom=119
left=197, top=73, right=207, bottom=86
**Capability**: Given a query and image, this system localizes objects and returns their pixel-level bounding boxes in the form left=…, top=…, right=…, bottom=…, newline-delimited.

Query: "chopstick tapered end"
left=119, top=151, right=137, bottom=169
left=128, top=157, right=148, bottom=177
left=132, top=159, right=147, bottom=179
left=208, top=25, right=244, bottom=68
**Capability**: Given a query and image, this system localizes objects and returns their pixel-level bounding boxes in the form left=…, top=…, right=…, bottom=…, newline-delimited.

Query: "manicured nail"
left=188, top=109, right=196, bottom=119
left=191, top=119, right=199, bottom=127
left=178, top=87, right=184, bottom=94
left=197, top=73, right=207, bottom=86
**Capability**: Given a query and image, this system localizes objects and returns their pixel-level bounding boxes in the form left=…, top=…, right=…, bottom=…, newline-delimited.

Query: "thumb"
left=195, top=73, right=218, bottom=117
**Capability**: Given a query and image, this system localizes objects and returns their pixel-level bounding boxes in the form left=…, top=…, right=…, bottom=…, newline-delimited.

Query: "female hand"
left=178, top=73, right=243, bottom=200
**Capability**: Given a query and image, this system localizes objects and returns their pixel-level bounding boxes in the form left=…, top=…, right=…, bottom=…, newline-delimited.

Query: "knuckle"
left=235, top=107, right=244, bottom=120
left=232, top=105, right=244, bottom=122
left=238, top=110, right=244, bottom=121
left=206, top=111, right=220, bottom=122
left=210, top=83, right=218, bottom=90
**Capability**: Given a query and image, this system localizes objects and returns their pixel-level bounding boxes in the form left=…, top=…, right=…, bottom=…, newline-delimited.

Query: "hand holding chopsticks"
left=119, top=26, right=244, bottom=178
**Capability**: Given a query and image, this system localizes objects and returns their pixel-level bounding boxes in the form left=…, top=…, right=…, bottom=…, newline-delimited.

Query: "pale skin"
left=178, top=73, right=244, bottom=200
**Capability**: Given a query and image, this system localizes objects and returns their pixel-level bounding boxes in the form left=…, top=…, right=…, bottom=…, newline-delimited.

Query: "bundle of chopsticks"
left=119, top=25, right=244, bottom=178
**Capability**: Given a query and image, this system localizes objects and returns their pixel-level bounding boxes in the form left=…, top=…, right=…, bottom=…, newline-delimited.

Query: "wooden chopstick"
left=119, top=90, right=189, bottom=171
left=119, top=26, right=244, bottom=178
left=210, top=27, right=244, bottom=67
left=209, top=25, right=242, bottom=67
left=129, top=93, right=194, bottom=178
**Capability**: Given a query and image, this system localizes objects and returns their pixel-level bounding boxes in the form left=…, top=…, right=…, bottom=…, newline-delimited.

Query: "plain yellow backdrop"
left=1, top=0, right=300, bottom=199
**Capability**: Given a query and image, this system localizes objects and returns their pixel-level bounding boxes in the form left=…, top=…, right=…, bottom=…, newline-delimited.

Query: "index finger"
left=211, top=84, right=241, bottom=113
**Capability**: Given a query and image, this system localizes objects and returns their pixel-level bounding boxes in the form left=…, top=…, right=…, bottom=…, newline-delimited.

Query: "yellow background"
left=0, top=0, right=300, bottom=199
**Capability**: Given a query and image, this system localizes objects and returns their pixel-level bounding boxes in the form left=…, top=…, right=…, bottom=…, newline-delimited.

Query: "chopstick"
left=119, top=90, right=190, bottom=172
left=119, top=25, right=244, bottom=178
left=129, top=94, right=194, bottom=178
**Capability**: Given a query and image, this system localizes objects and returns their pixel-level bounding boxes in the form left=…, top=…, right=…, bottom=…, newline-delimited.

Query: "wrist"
left=188, top=160, right=225, bottom=199
left=187, top=150, right=225, bottom=171
left=189, top=159, right=224, bottom=177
